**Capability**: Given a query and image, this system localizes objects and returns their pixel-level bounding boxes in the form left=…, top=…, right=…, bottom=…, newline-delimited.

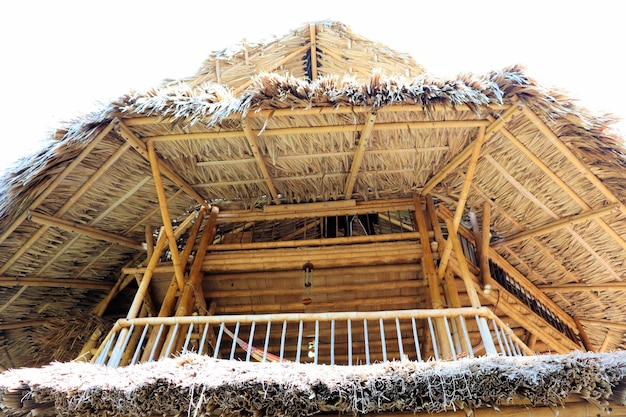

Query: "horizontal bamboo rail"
left=91, top=307, right=532, bottom=368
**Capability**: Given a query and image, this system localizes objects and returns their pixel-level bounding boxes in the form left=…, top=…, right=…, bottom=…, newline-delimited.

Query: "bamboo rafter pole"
left=486, top=154, right=622, bottom=281
left=27, top=211, right=144, bottom=250
left=538, top=283, right=626, bottom=292
left=492, top=205, right=619, bottom=247
left=0, top=120, right=117, bottom=246
left=599, top=331, right=615, bottom=352
left=123, top=103, right=512, bottom=128
left=421, top=104, right=520, bottom=196
left=465, top=177, right=604, bottom=310
left=0, top=276, right=113, bottom=290
left=344, top=112, right=377, bottom=199
left=437, top=126, right=487, bottom=279
left=242, top=118, right=281, bottom=204
left=309, top=23, right=318, bottom=81
left=521, top=102, right=626, bottom=218
left=115, top=120, right=207, bottom=206
left=574, top=317, right=595, bottom=352
left=497, top=119, right=626, bottom=252
left=578, top=319, right=626, bottom=332
left=437, top=203, right=579, bottom=331
left=147, top=140, right=186, bottom=291
left=0, top=133, right=130, bottom=275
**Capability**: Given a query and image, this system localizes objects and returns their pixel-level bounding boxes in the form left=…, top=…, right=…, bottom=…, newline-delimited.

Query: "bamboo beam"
left=115, top=120, right=207, bottom=206
left=538, top=283, right=626, bottom=292
left=218, top=197, right=413, bottom=223
left=27, top=211, right=144, bottom=250
left=0, top=120, right=117, bottom=246
left=437, top=126, right=487, bottom=279
left=574, top=317, right=595, bottom=352
left=493, top=205, right=619, bottom=247
left=145, top=119, right=491, bottom=143
left=344, top=112, right=377, bottom=199
left=480, top=201, right=492, bottom=288
left=599, top=331, right=614, bottom=352
left=242, top=119, right=280, bottom=204
left=123, top=103, right=511, bottom=127
left=147, top=140, right=186, bottom=290
left=579, top=319, right=626, bottom=331
left=0, top=319, right=48, bottom=330
left=521, top=103, right=626, bottom=217
left=498, top=116, right=626, bottom=252
left=0, top=276, right=113, bottom=290
left=309, top=23, right=318, bottom=81
left=486, top=154, right=622, bottom=281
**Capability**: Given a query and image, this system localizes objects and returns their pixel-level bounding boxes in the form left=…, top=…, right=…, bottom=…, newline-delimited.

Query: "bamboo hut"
left=1, top=20, right=625, bottom=416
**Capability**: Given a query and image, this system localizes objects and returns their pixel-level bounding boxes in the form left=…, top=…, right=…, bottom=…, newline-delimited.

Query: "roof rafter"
left=115, top=120, right=207, bottom=207
left=0, top=276, right=113, bottom=290
left=343, top=112, right=376, bottom=198
left=486, top=154, right=623, bottom=281
left=242, top=118, right=281, bottom=204
left=28, top=212, right=144, bottom=251
left=539, top=283, right=626, bottom=292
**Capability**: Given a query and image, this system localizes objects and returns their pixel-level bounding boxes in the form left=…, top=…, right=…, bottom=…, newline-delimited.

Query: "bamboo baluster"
left=413, top=194, right=452, bottom=360
left=426, top=195, right=469, bottom=356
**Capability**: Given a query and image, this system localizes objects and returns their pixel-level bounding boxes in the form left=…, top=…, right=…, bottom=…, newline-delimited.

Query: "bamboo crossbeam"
left=0, top=276, right=113, bottom=290
left=123, top=103, right=511, bottom=127
left=207, top=232, right=421, bottom=251
left=28, top=211, right=144, bottom=250
left=344, top=112, right=377, bottom=198
left=144, top=119, right=492, bottom=143
left=0, top=320, right=48, bottom=330
left=579, top=319, right=626, bottom=331
left=242, top=119, right=281, bottom=204
left=0, top=120, right=117, bottom=247
left=492, top=205, right=619, bottom=247
left=218, top=197, right=414, bottom=222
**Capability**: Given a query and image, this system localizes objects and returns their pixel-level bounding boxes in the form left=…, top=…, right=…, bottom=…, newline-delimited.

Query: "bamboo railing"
left=90, top=307, right=533, bottom=368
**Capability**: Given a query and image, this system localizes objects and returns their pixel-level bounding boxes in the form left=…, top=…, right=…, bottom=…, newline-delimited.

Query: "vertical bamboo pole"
left=413, top=194, right=452, bottom=359
left=480, top=201, right=492, bottom=289
left=145, top=225, right=155, bottom=261
left=437, top=126, right=487, bottom=279
left=445, top=218, right=497, bottom=354
left=140, top=208, right=207, bottom=362
left=147, top=140, right=185, bottom=291
left=426, top=196, right=469, bottom=355
left=160, top=207, right=219, bottom=358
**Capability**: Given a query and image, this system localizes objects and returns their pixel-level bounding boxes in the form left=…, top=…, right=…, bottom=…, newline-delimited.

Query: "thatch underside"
left=0, top=352, right=625, bottom=417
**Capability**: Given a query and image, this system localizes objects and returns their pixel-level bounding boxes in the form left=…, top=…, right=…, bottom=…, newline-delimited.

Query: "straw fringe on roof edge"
left=2, top=64, right=623, bottom=233
left=0, top=351, right=625, bottom=417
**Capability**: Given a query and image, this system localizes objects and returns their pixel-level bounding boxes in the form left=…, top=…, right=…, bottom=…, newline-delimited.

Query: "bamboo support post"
left=344, top=112, right=376, bottom=199
left=147, top=140, right=186, bottom=290
left=242, top=119, right=281, bottom=204
left=413, top=194, right=452, bottom=359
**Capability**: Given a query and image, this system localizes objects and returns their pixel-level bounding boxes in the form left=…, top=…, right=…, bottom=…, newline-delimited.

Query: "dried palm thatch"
left=0, top=351, right=625, bottom=417
left=0, top=19, right=625, bottom=371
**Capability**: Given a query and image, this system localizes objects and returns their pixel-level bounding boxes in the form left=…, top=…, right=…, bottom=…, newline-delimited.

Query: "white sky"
left=0, top=0, right=624, bottom=171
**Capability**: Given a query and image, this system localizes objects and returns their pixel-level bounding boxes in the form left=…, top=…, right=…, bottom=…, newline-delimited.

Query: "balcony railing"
left=90, top=307, right=533, bottom=368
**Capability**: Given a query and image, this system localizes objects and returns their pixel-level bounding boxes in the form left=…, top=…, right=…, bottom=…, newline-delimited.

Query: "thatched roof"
left=1, top=351, right=625, bottom=416
left=0, top=20, right=625, bottom=369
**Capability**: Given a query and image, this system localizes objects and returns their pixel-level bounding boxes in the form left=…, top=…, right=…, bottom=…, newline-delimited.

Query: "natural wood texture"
left=579, top=319, right=626, bottom=331
left=116, top=120, right=207, bottom=206
left=493, top=205, right=618, bottom=247
left=0, top=119, right=117, bottom=246
left=242, top=119, right=281, bottom=204
left=0, top=276, right=113, bottom=290
left=27, top=211, right=144, bottom=250
left=574, top=317, right=595, bottom=352
left=437, top=126, right=486, bottom=279
left=370, top=402, right=626, bottom=416
left=147, top=140, right=186, bottom=290
left=538, top=283, right=626, bottom=292
left=0, top=320, right=48, bottom=330
left=309, top=23, right=318, bottom=80
left=480, top=201, right=491, bottom=286
left=344, top=112, right=376, bottom=198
